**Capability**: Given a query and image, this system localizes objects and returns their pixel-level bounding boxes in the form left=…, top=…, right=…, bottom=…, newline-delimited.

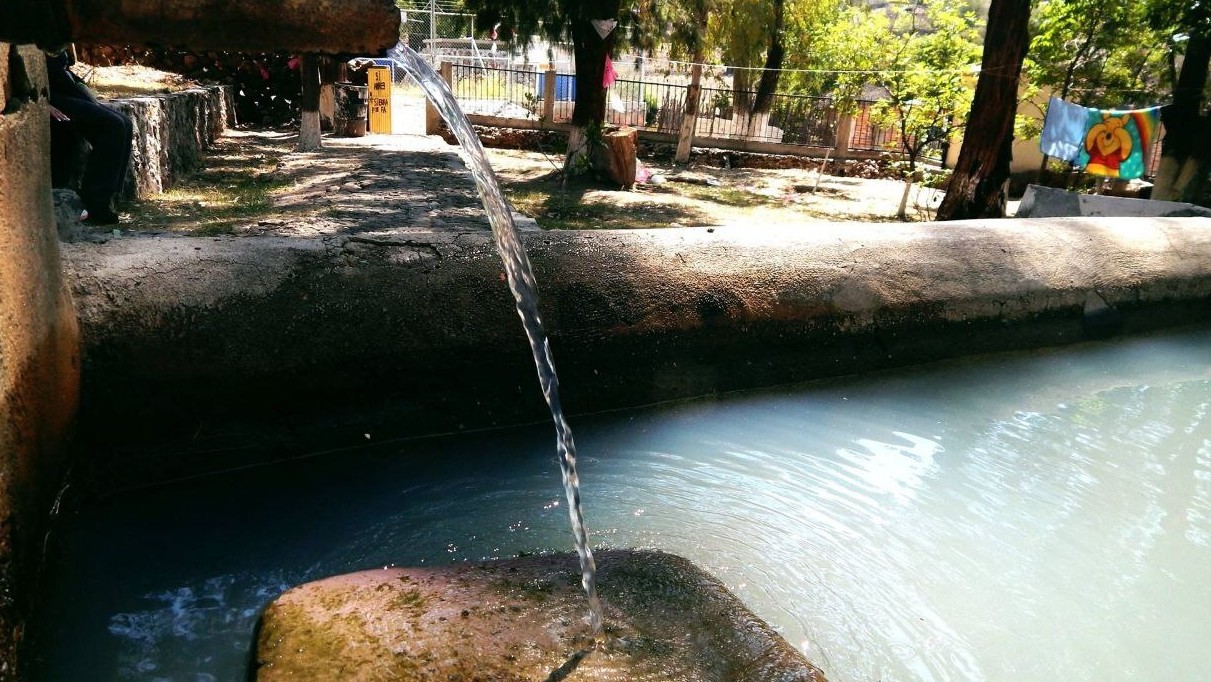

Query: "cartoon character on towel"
left=1084, top=114, right=1132, bottom=176
left=1077, top=108, right=1159, bottom=180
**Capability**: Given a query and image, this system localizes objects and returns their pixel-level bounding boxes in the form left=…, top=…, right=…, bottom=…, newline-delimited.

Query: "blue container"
left=537, top=73, right=577, bottom=101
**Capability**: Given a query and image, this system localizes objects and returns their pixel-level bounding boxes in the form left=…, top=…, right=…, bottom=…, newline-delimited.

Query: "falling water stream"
left=386, top=44, right=604, bottom=634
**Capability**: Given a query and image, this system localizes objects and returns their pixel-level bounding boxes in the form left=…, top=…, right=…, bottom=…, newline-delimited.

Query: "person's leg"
left=51, top=96, right=132, bottom=221
left=108, top=103, right=134, bottom=200
left=48, top=118, right=84, bottom=189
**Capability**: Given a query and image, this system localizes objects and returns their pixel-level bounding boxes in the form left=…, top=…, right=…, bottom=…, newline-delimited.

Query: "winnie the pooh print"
left=1084, top=113, right=1132, bottom=176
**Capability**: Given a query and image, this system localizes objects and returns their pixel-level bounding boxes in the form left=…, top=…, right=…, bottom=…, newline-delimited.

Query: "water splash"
left=387, top=44, right=603, bottom=635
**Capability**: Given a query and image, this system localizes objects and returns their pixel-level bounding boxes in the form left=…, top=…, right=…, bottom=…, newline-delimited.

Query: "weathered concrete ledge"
left=61, top=216, right=1211, bottom=488
left=255, top=550, right=826, bottom=681
left=1, top=42, right=82, bottom=677
left=1018, top=184, right=1211, bottom=219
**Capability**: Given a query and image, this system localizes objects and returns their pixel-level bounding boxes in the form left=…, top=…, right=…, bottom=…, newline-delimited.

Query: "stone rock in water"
left=255, top=549, right=827, bottom=681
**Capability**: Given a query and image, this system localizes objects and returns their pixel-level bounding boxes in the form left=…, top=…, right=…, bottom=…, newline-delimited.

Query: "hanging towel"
left=1039, top=97, right=1088, bottom=162
left=1079, top=106, right=1161, bottom=180
left=603, top=55, right=618, bottom=88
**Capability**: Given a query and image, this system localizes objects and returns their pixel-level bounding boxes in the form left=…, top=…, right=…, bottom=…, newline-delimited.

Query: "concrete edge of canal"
left=60, top=215, right=1211, bottom=489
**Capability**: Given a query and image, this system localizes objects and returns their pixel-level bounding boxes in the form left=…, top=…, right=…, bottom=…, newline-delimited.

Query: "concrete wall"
left=0, top=43, right=82, bottom=678
left=63, top=217, right=1211, bottom=491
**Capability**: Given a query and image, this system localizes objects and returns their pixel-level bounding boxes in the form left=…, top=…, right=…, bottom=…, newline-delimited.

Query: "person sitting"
left=46, top=50, right=133, bottom=225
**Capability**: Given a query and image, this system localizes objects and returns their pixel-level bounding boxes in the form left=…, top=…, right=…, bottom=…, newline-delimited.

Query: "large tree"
left=1150, top=0, right=1211, bottom=202
left=465, top=0, right=624, bottom=166
left=935, top=0, right=1032, bottom=220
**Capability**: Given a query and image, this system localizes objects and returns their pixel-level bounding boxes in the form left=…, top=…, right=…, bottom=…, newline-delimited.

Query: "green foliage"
left=1025, top=0, right=1172, bottom=108
left=463, top=0, right=638, bottom=51
left=880, top=0, right=981, bottom=164
left=784, top=4, right=888, bottom=112
left=785, top=0, right=979, bottom=167
left=642, top=0, right=713, bottom=60
left=708, top=1, right=779, bottom=70
left=643, top=92, right=660, bottom=125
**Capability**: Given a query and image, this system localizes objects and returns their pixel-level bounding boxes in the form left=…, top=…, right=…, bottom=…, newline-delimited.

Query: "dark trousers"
left=50, top=94, right=133, bottom=214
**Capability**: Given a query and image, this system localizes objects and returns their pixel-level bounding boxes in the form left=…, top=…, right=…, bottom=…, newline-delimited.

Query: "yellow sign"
left=367, top=66, right=392, bottom=134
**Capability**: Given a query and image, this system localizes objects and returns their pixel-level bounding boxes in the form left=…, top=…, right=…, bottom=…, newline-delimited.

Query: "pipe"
left=2, top=0, right=401, bottom=54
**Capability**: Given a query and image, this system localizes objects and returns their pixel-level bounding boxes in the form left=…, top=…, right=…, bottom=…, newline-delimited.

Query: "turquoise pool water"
left=34, top=327, right=1211, bottom=681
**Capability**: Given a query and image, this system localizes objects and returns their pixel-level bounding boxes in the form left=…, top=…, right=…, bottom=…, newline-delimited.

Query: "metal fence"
left=443, top=63, right=938, bottom=161
left=608, top=78, right=690, bottom=132
left=448, top=63, right=543, bottom=119
left=400, top=2, right=476, bottom=60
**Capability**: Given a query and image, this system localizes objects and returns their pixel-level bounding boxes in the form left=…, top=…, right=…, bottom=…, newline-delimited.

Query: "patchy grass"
left=502, top=172, right=784, bottom=230
left=507, top=186, right=708, bottom=231
left=644, top=181, right=769, bottom=209
left=122, top=128, right=930, bottom=235
left=126, top=175, right=289, bottom=236
left=125, top=132, right=313, bottom=235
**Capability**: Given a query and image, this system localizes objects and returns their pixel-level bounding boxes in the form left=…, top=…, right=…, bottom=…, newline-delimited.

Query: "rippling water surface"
left=35, top=328, right=1211, bottom=681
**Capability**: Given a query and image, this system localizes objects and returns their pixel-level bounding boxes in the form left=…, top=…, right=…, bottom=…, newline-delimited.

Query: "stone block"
left=255, top=550, right=826, bottom=681
left=1018, top=184, right=1211, bottom=219
left=51, top=86, right=232, bottom=201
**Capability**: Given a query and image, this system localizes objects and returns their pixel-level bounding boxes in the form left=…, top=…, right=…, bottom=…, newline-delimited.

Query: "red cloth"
left=603, top=56, right=617, bottom=88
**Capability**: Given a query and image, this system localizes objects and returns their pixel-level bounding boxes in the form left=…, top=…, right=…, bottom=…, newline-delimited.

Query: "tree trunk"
left=936, top=0, right=1031, bottom=221
left=1152, top=32, right=1211, bottom=202
left=298, top=53, right=322, bottom=151
left=751, top=0, right=786, bottom=116
left=675, top=64, right=704, bottom=164
left=565, top=1, right=621, bottom=170
left=733, top=69, right=753, bottom=115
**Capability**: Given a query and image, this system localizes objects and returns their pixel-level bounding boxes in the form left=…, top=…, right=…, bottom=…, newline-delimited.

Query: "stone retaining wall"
left=54, top=85, right=232, bottom=204
left=77, top=46, right=303, bottom=125
left=112, top=85, right=234, bottom=199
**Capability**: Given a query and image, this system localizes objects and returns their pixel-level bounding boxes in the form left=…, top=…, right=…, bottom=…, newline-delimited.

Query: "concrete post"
left=425, top=62, right=452, bottom=135
left=834, top=112, right=855, bottom=159
left=317, top=56, right=344, bottom=131
left=675, top=64, right=703, bottom=164
left=543, top=66, right=556, bottom=122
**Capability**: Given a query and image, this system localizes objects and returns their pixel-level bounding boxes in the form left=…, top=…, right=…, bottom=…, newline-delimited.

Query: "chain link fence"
left=399, top=2, right=483, bottom=67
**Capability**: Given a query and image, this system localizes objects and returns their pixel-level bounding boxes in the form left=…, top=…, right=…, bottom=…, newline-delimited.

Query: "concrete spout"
left=2, top=0, right=401, bottom=54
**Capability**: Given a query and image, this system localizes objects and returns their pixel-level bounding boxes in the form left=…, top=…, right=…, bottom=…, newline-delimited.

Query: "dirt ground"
left=122, top=128, right=953, bottom=234
left=487, top=147, right=949, bottom=228
left=83, top=64, right=975, bottom=233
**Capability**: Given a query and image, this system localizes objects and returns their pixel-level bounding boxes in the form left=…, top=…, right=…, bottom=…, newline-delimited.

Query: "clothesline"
left=630, top=57, right=983, bottom=76
left=1039, top=96, right=1163, bottom=180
